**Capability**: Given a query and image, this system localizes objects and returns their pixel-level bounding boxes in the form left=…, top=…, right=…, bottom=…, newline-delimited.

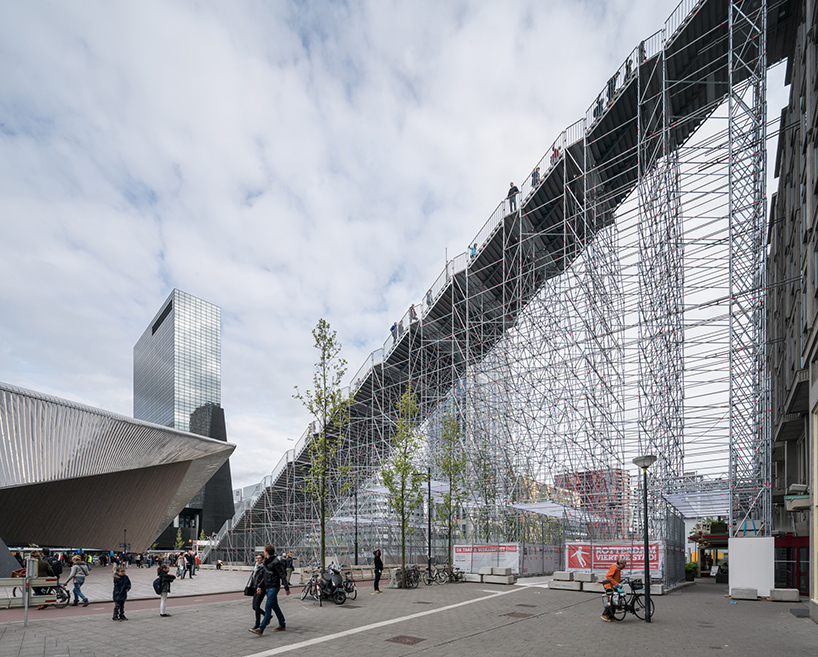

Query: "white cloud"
left=1, top=0, right=700, bottom=488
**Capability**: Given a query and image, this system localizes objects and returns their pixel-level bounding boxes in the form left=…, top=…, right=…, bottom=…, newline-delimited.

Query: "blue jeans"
left=259, top=587, right=284, bottom=631
left=72, top=580, right=87, bottom=603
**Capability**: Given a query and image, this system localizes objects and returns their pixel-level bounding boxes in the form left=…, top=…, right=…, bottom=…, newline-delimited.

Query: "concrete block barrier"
left=770, top=588, right=800, bottom=602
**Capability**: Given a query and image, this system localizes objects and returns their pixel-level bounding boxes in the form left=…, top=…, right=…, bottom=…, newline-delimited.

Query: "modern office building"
left=0, top=381, right=234, bottom=555
left=134, top=289, right=234, bottom=548
left=134, top=289, right=221, bottom=429
left=767, top=0, right=816, bottom=620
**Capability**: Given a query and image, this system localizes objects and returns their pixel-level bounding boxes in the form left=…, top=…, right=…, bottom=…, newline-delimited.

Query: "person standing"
left=157, top=564, right=176, bottom=617
left=42, top=548, right=63, bottom=584
left=250, top=545, right=290, bottom=635
left=112, top=566, right=131, bottom=621
left=390, top=322, right=398, bottom=344
left=284, top=553, right=294, bottom=587
left=373, top=549, right=383, bottom=594
left=31, top=550, right=54, bottom=610
left=250, top=553, right=266, bottom=631
left=65, top=555, right=90, bottom=607
left=507, top=182, right=519, bottom=213
left=426, top=289, right=433, bottom=307
left=531, top=167, right=540, bottom=188
left=601, top=558, right=626, bottom=622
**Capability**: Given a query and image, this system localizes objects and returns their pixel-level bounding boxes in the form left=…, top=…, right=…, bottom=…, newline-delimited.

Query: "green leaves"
left=434, top=413, right=467, bottom=569
left=380, top=384, right=426, bottom=586
left=293, top=318, right=351, bottom=568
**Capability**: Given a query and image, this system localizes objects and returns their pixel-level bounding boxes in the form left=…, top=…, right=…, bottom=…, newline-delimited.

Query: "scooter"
left=317, top=563, right=346, bottom=605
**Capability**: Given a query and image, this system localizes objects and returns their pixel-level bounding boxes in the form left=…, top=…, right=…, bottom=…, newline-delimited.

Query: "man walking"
left=250, top=545, right=290, bottom=635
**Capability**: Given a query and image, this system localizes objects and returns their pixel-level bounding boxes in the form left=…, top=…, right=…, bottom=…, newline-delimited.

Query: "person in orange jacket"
left=601, top=559, right=627, bottom=621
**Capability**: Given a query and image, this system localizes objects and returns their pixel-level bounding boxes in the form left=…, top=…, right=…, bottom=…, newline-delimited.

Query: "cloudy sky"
left=0, top=0, right=782, bottom=490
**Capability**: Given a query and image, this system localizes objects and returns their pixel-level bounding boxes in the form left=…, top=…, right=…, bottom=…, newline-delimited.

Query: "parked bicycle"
left=403, top=565, right=420, bottom=589
left=423, top=564, right=446, bottom=586
left=606, top=578, right=655, bottom=621
left=300, top=572, right=320, bottom=602
left=12, top=581, right=70, bottom=608
left=342, top=569, right=357, bottom=600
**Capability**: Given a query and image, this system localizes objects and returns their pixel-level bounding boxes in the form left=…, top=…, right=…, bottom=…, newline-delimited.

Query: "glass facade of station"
left=133, top=289, right=221, bottom=431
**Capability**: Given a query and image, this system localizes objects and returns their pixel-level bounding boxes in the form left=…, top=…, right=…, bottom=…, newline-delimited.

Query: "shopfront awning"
left=663, top=490, right=730, bottom=518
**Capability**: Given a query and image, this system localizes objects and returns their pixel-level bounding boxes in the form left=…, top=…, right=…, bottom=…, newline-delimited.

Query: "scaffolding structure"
left=205, top=0, right=790, bottom=585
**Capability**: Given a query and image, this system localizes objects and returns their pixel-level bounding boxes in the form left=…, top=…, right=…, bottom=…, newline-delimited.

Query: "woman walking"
left=65, top=555, right=90, bottom=606
left=157, top=564, right=176, bottom=617
left=250, top=553, right=266, bottom=631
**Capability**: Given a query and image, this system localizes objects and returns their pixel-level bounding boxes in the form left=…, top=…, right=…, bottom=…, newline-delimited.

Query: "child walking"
left=112, top=566, right=131, bottom=621
left=157, top=564, right=176, bottom=617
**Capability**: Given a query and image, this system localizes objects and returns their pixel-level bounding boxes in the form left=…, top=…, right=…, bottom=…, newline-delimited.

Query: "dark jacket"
left=112, top=573, right=131, bottom=602
left=251, top=564, right=266, bottom=590
left=261, top=556, right=289, bottom=591
left=159, top=571, right=176, bottom=594
left=374, top=552, right=383, bottom=571
left=36, top=559, right=54, bottom=578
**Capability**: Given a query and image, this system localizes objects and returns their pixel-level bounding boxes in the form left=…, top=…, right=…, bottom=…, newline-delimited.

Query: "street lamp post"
left=632, top=454, right=657, bottom=623
left=354, top=488, right=359, bottom=566
left=427, top=466, right=432, bottom=577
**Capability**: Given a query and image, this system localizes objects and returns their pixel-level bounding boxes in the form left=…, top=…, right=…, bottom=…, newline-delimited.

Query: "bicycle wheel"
left=346, top=583, right=357, bottom=600
left=633, top=594, right=655, bottom=620
left=436, top=571, right=447, bottom=585
left=53, top=586, right=71, bottom=609
left=300, top=585, right=309, bottom=600
left=423, top=571, right=434, bottom=586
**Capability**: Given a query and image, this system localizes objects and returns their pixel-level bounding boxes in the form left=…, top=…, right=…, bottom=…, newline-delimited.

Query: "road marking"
left=242, top=587, right=522, bottom=657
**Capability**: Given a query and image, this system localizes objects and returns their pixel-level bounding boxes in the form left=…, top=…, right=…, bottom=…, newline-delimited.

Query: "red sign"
left=566, top=542, right=661, bottom=571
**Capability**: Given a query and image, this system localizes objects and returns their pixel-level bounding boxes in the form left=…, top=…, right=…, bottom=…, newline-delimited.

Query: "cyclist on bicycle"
left=601, top=558, right=627, bottom=622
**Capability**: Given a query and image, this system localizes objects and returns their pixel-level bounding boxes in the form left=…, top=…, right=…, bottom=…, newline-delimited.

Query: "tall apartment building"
left=134, top=289, right=234, bottom=549
left=767, top=0, right=817, bottom=620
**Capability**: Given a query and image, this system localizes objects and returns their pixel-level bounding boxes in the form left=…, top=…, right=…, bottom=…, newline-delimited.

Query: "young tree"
left=173, top=528, right=184, bottom=551
left=473, top=431, right=498, bottom=543
left=293, top=318, right=351, bottom=569
left=434, top=413, right=468, bottom=576
left=381, top=384, right=426, bottom=588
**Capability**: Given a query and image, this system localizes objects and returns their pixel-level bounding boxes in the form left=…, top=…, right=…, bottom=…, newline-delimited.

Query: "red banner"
left=566, top=542, right=661, bottom=571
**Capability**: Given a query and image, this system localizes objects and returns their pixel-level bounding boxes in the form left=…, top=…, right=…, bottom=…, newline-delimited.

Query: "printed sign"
left=566, top=541, right=663, bottom=575
left=453, top=544, right=519, bottom=573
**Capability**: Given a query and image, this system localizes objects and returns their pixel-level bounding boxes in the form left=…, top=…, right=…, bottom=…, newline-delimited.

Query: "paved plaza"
left=1, top=568, right=816, bottom=657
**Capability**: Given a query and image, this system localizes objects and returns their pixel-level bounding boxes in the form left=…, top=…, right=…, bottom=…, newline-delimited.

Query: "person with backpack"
left=65, top=555, right=90, bottom=606
left=42, top=548, right=63, bottom=583
left=155, top=564, right=176, bottom=617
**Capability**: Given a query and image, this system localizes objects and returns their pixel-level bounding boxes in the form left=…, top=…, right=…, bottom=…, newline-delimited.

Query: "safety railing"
left=585, top=47, right=640, bottom=127
left=519, top=131, right=568, bottom=204
left=666, top=0, right=701, bottom=39
left=642, top=29, right=664, bottom=61
left=565, top=118, right=585, bottom=148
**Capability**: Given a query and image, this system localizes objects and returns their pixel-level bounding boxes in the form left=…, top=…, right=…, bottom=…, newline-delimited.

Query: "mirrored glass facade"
left=133, top=289, right=221, bottom=431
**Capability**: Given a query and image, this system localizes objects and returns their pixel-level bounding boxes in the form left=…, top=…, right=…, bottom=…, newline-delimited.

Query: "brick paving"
left=1, top=572, right=815, bottom=657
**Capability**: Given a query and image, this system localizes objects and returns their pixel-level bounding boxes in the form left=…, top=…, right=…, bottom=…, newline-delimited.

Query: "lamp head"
left=632, top=454, right=658, bottom=470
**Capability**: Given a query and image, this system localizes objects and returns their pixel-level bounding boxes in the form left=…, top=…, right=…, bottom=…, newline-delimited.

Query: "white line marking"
left=242, top=588, right=522, bottom=657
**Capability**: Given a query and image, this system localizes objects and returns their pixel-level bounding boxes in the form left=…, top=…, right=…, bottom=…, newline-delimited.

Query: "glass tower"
left=133, top=289, right=221, bottom=430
